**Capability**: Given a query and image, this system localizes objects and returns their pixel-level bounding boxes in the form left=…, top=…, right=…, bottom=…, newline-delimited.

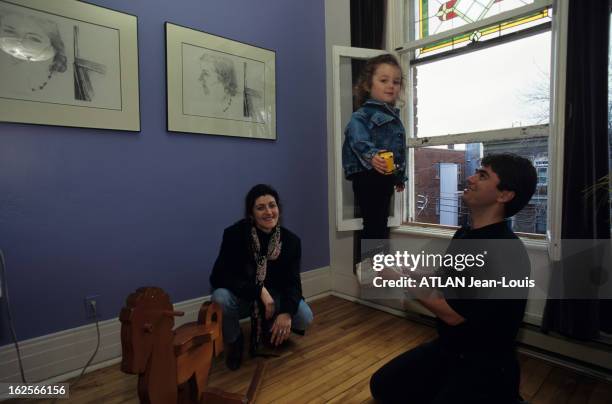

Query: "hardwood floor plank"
left=532, top=366, right=583, bottom=404
left=588, top=380, right=612, bottom=404
left=567, top=376, right=598, bottom=404
left=255, top=318, right=411, bottom=402
left=519, top=356, right=554, bottom=400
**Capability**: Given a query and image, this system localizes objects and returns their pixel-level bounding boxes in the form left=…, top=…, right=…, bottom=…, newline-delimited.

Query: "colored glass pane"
left=413, top=0, right=550, bottom=56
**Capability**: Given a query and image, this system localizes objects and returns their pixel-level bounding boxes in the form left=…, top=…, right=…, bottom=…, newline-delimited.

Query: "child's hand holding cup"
left=377, top=150, right=395, bottom=175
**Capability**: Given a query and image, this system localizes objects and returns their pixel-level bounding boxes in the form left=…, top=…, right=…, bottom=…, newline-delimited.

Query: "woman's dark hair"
left=245, top=184, right=282, bottom=219
left=354, top=53, right=404, bottom=108
left=481, top=153, right=537, bottom=218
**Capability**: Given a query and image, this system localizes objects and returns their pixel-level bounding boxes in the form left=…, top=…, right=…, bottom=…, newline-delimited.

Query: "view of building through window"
left=413, top=139, right=548, bottom=234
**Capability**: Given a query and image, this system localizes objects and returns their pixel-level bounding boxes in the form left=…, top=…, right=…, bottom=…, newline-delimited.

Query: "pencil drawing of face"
left=198, top=53, right=237, bottom=112
left=0, top=8, right=65, bottom=71
left=0, top=7, right=67, bottom=95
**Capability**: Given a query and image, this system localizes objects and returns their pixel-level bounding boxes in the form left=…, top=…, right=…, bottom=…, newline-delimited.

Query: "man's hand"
left=417, top=294, right=465, bottom=326
left=270, top=313, right=291, bottom=346
left=380, top=265, right=404, bottom=281
left=380, top=265, right=437, bottom=300
left=260, top=287, right=275, bottom=320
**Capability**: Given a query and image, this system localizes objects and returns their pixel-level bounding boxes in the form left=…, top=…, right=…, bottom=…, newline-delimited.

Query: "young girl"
left=342, top=54, right=407, bottom=247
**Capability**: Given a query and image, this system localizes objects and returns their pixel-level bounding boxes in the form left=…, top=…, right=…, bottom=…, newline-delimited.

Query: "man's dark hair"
left=244, top=184, right=282, bottom=219
left=481, top=153, right=537, bottom=218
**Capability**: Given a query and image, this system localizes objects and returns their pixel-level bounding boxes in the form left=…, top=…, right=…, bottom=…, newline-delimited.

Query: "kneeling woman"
left=210, top=184, right=313, bottom=370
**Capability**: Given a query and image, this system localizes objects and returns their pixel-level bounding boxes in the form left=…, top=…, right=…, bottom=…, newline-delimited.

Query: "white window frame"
left=387, top=0, right=566, bottom=258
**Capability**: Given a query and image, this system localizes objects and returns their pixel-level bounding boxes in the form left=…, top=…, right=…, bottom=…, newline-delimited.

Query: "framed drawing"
left=165, top=22, right=276, bottom=140
left=0, top=0, right=139, bottom=131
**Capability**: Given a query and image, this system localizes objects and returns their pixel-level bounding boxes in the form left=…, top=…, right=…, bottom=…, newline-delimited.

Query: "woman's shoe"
left=225, top=332, right=243, bottom=370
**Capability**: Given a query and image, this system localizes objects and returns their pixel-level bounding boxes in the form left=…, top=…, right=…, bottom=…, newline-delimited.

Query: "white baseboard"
left=0, top=266, right=332, bottom=384
left=301, top=266, right=332, bottom=298
left=517, top=327, right=612, bottom=375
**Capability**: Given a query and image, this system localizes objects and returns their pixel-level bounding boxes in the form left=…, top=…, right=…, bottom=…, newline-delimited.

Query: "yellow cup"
left=378, top=151, right=395, bottom=175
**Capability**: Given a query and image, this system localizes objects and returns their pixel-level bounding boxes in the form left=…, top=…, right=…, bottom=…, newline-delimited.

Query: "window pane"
left=409, top=137, right=548, bottom=234
left=411, top=0, right=542, bottom=42
left=413, top=145, right=468, bottom=227
left=412, top=31, right=550, bottom=137
left=417, top=9, right=550, bottom=58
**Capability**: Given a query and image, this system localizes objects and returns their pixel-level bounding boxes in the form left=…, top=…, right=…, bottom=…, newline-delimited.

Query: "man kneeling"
left=370, top=154, right=537, bottom=404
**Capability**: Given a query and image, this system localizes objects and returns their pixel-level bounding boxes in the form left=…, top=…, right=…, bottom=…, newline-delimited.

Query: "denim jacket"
left=342, top=99, right=407, bottom=185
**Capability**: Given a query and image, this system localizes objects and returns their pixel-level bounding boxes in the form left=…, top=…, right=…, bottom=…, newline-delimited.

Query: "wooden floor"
left=15, top=296, right=612, bottom=403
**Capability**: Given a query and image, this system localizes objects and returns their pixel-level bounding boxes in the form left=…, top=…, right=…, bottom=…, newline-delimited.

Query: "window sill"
left=392, top=224, right=549, bottom=252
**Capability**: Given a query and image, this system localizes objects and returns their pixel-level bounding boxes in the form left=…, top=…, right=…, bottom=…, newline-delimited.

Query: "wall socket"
left=84, top=295, right=101, bottom=319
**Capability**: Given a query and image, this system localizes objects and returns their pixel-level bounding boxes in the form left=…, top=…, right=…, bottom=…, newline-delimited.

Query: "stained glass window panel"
left=410, top=0, right=550, bottom=57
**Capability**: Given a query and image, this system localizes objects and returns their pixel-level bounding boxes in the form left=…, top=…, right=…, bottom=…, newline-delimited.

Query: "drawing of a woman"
left=0, top=8, right=67, bottom=95
left=198, top=53, right=238, bottom=114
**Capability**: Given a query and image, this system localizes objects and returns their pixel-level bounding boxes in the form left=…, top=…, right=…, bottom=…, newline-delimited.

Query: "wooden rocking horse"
left=120, top=287, right=265, bottom=404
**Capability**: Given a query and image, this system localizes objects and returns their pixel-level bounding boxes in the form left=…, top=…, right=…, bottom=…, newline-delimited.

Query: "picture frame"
left=165, top=22, right=276, bottom=140
left=0, top=0, right=140, bottom=131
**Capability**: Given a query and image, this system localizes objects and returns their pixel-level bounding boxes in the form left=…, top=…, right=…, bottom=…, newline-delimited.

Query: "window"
left=396, top=0, right=556, bottom=236
left=411, top=0, right=550, bottom=57
left=412, top=32, right=551, bottom=137
left=412, top=140, right=548, bottom=233
left=537, top=166, right=547, bottom=185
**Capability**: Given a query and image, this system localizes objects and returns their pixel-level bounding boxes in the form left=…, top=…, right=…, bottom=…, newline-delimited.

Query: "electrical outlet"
left=84, top=295, right=101, bottom=319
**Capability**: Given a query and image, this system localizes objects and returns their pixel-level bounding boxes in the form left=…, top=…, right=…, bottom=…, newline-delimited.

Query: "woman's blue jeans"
left=211, top=288, right=314, bottom=343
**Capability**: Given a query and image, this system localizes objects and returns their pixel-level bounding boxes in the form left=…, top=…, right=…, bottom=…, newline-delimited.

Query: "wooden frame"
left=165, top=22, right=276, bottom=140
left=0, top=0, right=140, bottom=131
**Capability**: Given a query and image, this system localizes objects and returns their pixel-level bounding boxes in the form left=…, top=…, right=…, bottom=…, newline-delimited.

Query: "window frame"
left=388, top=0, right=567, bottom=258
left=332, top=46, right=403, bottom=231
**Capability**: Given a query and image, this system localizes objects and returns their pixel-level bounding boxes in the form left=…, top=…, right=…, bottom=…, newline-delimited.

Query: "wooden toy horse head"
left=120, top=287, right=184, bottom=404
left=120, top=287, right=176, bottom=374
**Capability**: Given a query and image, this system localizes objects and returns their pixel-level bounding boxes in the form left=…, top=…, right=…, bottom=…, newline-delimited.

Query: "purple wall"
left=0, top=0, right=328, bottom=343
